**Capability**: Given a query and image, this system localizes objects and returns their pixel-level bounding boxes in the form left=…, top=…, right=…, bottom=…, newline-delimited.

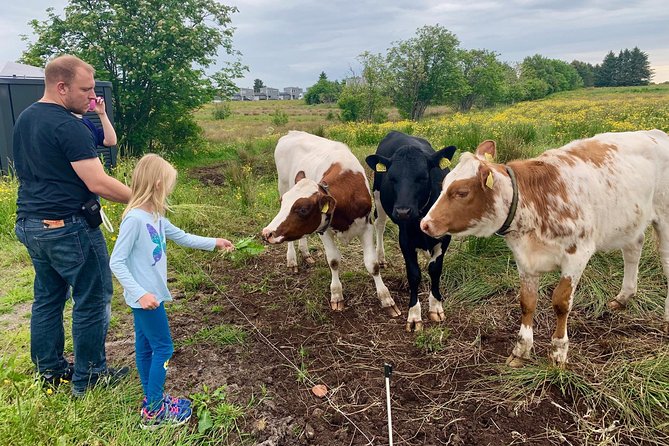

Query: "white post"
left=384, top=363, right=393, bottom=446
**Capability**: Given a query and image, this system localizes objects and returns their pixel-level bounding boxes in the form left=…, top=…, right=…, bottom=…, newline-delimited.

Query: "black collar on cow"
left=316, top=182, right=333, bottom=235
left=495, top=166, right=518, bottom=236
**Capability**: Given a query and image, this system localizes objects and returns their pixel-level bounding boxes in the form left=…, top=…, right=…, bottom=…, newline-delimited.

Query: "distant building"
left=259, top=87, right=279, bottom=100
left=283, top=87, right=303, bottom=100
left=232, top=85, right=303, bottom=101
left=232, top=87, right=254, bottom=101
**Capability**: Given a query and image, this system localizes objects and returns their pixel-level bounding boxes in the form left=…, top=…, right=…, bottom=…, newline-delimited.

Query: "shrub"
left=271, top=109, right=289, bottom=126
left=213, top=102, right=232, bottom=120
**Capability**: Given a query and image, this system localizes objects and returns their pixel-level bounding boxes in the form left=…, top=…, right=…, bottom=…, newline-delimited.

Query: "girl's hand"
left=138, top=293, right=160, bottom=310
left=216, top=238, right=234, bottom=252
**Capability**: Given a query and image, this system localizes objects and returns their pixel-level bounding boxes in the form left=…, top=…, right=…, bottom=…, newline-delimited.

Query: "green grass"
left=178, top=324, right=247, bottom=348
left=415, top=327, right=451, bottom=353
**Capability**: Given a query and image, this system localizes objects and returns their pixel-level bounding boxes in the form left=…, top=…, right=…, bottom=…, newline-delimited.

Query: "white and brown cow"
left=262, top=130, right=401, bottom=316
left=420, top=129, right=669, bottom=366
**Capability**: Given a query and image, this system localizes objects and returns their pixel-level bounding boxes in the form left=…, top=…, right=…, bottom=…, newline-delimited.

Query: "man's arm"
left=71, top=157, right=131, bottom=203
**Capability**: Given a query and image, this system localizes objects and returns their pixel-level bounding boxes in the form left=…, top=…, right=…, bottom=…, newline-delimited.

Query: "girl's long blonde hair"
left=122, top=154, right=177, bottom=220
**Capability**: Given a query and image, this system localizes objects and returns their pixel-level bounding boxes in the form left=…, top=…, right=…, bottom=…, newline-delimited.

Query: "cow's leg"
left=653, top=221, right=669, bottom=333
left=400, top=234, right=422, bottom=332
left=286, top=241, right=298, bottom=273
left=549, top=253, right=591, bottom=366
left=373, top=190, right=388, bottom=268
left=507, top=273, right=539, bottom=368
left=298, top=236, right=315, bottom=265
left=609, top=234, right=644, bottom=310
left=427, top=241, right=447, bottom=322
left=319, top=231, right=344, bottom=311
left=360, top=223, right=400, bottom=317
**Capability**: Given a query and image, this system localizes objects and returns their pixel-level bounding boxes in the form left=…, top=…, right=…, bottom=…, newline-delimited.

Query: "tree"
left=304, top=72, right=341, bottom=105
left=628, top=47, right=653, bottom=85
left=571, top=60, right=595, bottom=87
left=21, top=0, right=246, bottom=155
left=337, top=52, right=390, bottom=122
left=386, top=25, right=462, bottom=120
left=595, top=51, right=618, bottom=87
left=520, top=55, right=582, bottom=95
left=453, top=49, right=506, bottom=112
left=253, top=78, right=265, bottom=93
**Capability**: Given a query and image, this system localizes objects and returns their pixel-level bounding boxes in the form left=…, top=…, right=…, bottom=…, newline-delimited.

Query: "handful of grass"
left=231, top=236, right=265, bottom=257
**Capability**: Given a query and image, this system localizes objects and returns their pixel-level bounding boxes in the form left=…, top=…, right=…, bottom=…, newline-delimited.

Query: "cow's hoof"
left=663, top=321, right=669, bottom=335
left=550, top=358, right=568, bottom=369
left=385, top=305, right=401, bottom=318
left=289, top=266, right=299, bottom=273
left=505, top=354, right=525, bottom=368
left=378, top=261, right=387, bottom=269
left=304, top=256, right=316, bottom=265
left=607, top=299, right=625, bottom=311
left=330, top=301, right=345, bottom=311
left=405, top=321, right=423, bottom=332
left=428, top=311, right=445, bottom=322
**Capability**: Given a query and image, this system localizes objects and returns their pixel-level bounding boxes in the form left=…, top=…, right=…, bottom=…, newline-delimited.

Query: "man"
left=13, top=54, right=132, bottom=396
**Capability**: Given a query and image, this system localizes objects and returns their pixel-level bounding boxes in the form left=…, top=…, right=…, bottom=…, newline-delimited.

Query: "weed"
left=415, top=327, right=451, bottom=353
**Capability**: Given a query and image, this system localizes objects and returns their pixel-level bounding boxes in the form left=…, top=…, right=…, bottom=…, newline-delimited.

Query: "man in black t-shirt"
left=13, top=54, right=132, bottom=396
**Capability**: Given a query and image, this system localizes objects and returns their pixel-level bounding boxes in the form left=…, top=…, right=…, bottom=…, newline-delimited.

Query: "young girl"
left=110, top=154, right=233, bottom=429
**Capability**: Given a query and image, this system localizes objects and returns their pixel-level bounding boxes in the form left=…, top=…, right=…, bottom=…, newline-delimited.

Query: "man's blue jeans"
left=15, top=215, right=112, bottom=388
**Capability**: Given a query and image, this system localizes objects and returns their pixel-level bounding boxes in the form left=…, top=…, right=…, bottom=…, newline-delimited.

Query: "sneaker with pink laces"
left=141, top=394, right=192, bottom=413
left=140, top=401, right=192, bottom=430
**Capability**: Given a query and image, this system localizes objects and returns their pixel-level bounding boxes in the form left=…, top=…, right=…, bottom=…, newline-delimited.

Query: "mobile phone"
left=89, top=98, right=97, bottom=112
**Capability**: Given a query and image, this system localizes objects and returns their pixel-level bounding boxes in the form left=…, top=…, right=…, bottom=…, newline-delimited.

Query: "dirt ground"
left=106, top=241, right=638, bottom=446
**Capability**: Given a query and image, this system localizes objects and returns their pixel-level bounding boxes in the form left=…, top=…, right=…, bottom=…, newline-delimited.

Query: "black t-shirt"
left=13, top=102, right=98, bottom=219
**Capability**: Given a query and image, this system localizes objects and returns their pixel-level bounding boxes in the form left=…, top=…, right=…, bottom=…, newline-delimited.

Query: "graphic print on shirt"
left=146, top=221, right=166, bottom=266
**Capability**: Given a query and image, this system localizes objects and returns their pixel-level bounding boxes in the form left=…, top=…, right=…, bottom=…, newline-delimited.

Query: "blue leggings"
left=132, top=303, right=174, bottom=410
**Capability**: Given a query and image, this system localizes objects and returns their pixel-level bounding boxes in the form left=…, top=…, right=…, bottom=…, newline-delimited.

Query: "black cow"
left=365, top=131, right=456, bottom=331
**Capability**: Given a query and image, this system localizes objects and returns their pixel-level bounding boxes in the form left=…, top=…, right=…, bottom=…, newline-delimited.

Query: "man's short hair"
left=44, top=55, right=95, bottom=85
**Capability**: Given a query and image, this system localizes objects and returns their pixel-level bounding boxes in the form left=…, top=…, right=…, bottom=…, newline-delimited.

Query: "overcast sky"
left=2, top=1, right=668, bottom=90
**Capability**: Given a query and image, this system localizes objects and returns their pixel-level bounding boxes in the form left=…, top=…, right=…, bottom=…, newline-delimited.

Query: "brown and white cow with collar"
left=262, top=130, right=401, bottom=316
left=420, top=129, right=669, bottom=366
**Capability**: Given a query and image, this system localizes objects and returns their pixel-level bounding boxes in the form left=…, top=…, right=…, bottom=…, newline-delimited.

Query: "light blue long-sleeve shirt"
left=110, top=208, right=216, bottom=308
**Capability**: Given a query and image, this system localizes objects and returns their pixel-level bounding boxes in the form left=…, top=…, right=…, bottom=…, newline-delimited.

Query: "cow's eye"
left=296, top=205, right=311, bottom=217
left=454, top=189, right=469, bottom=199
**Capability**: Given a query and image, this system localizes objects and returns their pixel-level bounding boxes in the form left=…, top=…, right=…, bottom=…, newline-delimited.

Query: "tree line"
left=303, top=25, right=654, bottom=122
left=20, top=3, right=654, bottom=154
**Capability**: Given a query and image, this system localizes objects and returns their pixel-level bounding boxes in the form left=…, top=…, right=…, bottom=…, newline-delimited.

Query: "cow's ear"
left=475, top=140, right=497, bottom=161
left=294, top=170, right=306, bottom=184
left=430, top=145, right=457, bottom=169
left=477, top=164, right=495, bottom=191
left=365, top=154, right=391, bottom=173
left=319, top=194, right=336, bottom=215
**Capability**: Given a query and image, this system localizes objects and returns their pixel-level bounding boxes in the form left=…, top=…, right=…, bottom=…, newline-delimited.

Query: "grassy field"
left=1, top=87, right=669, bottom=445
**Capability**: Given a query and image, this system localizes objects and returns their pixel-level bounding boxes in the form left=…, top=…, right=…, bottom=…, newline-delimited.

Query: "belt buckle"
left=42, top=219, right=65, bottom=229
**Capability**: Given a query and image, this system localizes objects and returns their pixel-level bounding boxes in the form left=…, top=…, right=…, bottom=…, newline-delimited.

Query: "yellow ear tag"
left=375, top=163, right=387, bottom=172
left=439, top=158, right=451, bottom=169
left=486, top=172, right=494, bottom=189
left=321, top=202, right=329, bottom=214
left=484, top=153, right=493, bottom=162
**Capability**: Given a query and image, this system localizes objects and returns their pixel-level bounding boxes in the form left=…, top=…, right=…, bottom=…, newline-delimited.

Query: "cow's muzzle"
left=393, top=207, right=413, bottom=221
left=261, top=228, right=283, bottom=244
